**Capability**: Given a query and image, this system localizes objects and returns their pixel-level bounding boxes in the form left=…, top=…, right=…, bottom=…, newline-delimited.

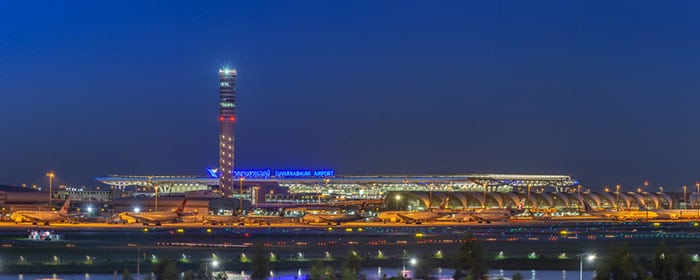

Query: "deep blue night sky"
left=2, top=1, right=700, bottom=190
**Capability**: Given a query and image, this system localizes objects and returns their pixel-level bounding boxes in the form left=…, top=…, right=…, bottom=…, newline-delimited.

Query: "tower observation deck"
left=218, top=68, right=237, bottom=195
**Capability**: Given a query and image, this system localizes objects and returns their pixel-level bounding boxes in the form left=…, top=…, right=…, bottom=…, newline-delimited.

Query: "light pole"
left=147, top=176, right=158, bottom=212
left=322, top=178, right=330, bottom=203
left=483, top=183, right=487, bottom=209
left=410, top=258, right=417, bottom=277
left=239, top=177, right=245, bottom=215
left=615, top=185, right=621, bottom=211
left=46, top=172, right=55, bottom=207
left=402, top=257, right=406, bottom=278
left=428, top=184, right=433, bottom=210
left=684, top=185, right=688, bottom=209
left=395, top=195, right=402, bottom=211
left=207, top=259, right=219, bottom=278
left=401, top=257, right=415, bottom=278
left=155, top=185, right=158, bottom=212
left=696, top=181, right=700, bottom=218
left=579, top=253, right=595, bottom=280
left=136, top=245, right=140, bottom=280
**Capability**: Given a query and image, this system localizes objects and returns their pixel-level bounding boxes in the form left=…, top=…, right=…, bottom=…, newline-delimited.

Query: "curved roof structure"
left=383, top=191, right=690, bottom=210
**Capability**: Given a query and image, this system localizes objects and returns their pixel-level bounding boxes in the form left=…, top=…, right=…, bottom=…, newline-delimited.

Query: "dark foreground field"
left=1, top=220, right=698, bottom=274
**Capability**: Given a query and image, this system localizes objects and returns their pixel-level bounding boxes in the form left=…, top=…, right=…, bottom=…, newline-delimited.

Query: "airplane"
left=378, top=199, right=451, bottom=224
left=117, top=199, right=187, bottom=226
left=200, top=213, right=242, bottom=225
left=458, top=205, right=526, bottom=224
left=300, top=206, right=365, bottom=225
left=11, top=198, right=72, bottom=225
left=460, top=200, right=528, bottom=223
left=244, top=205, right=328, bottom=225
left=653, top=209, right=700, bottom=220
left=243, top=208, right=294, bottom=225
left=435, top=200, right=526, bottom=224
left=582, top=201, right=659, bottom=221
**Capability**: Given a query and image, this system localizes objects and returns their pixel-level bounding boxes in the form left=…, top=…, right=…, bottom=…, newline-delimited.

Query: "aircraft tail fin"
left=176, top=199, right=187, bottom=213
left=505, top=201, right=514, bottom=212
left=59, top=198, right=71, bottom=215
left=582, top=201, right=594, bottom=213
left=438, top=197, right=450, bottom=210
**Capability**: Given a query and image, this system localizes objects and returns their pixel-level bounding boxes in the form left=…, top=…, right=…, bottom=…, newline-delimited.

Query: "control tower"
left=218, top=68, right=237, bottom=195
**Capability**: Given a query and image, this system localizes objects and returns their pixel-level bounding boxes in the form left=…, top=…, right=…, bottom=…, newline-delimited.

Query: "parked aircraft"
left=378, top=199, right=450, bottom=224
left=465, top=200, right=527, bottom=223
left=200, top=213, right=241, bottom=225
left=11, top=199, right=72, bottom=225
left=117, top=199, right=187, bottom=226
left=582, top=201, right=659, bottom=221
left=243, top=208, right=296, bottom=225
left=300, top=206, right=365, bottom=225
left=438, top=200, right=526, bottom=223
left=653, top=209, right=700, bottom=220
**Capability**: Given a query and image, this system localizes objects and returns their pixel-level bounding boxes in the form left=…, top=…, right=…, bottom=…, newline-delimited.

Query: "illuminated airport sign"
left=274, top=170, right=311, bottom=177
left=208, top=168, right=334, bottom=179
left=234, top=169, right=272, bottom=179
left=274, top=170, right=334, bottom=178
left=312, top=170, right=335, bottom=177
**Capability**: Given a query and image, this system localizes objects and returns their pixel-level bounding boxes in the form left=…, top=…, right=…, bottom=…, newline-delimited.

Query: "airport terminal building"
left=95, top=171, right=578, bottom=200
left=95, top=171, right=696, bottom=211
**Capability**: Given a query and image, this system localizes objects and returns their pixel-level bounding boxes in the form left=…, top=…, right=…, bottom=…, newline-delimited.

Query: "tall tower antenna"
left=218, top=68, right=237, bottom=196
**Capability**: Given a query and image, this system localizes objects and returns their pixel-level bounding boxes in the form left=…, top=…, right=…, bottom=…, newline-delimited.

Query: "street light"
left=206, top=259, right=219, bottom=277
left=579, top=253, right=595, bottom=280
left=696, top=181, right=700, bottom=217
left=322, top=178, right=330, bottom=203
left=684, top=185, right=688, bottom=209
left=410, top=257, right=417, bottom=277
left=402, top=258, right=406, bottom=278
left=239, top=177, right=245, bottom=215
left=147, top=176, right=158, bottom=212
left=401, top=257, right=416, bottom=278
left=395, top=195, right=402, bottom=211
left=46, top=172, right=55, bottom=206
left=615, top=185, right=621, bottom=211
left=483, top=183, right=488, bottom=209
left=428, top=184, right=433, bottom=209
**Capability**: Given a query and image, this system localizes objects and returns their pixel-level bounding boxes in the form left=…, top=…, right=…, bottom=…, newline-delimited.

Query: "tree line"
left=593, top=241, right=700, bottom=280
